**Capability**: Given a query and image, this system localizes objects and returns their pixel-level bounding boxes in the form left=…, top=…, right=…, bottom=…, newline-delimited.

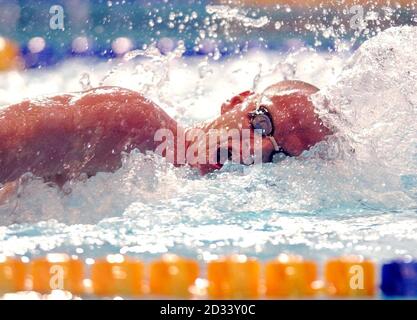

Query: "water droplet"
left=275, top=21, right=282, bottom=30
left=79, top=73, right=92, bottom=91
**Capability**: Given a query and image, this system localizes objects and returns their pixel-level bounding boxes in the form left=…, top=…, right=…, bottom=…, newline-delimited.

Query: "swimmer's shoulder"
left=80, top=86, right=144, bottom=98
left=73, top=86, right=149, bottom=105
left=68, top=86, right=163, bottom=123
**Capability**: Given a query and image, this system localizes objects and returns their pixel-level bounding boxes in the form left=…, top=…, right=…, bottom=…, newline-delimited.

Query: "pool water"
left=0, top=26, right=416, bottom=266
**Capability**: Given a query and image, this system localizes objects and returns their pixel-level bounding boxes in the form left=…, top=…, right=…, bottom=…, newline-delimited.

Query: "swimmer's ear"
left=221, top=90, right=254, bottom=115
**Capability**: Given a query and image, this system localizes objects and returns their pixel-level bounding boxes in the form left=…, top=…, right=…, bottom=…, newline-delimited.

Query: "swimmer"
left=0, top=80, right=331, bottom=198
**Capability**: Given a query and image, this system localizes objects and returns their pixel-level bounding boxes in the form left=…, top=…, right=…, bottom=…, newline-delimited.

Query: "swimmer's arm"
left=0, top=87, right=179, bottom=185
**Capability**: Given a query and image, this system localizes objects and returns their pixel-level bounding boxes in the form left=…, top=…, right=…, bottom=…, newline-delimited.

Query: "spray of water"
left=206, top=5, right=270, bottom=29
left=313, top=26, right=417, bottom=178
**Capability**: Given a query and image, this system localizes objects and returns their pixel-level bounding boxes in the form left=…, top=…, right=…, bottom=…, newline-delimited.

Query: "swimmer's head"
left=194, top=80, right=331, bottom=173
left=253, top=80, right=332, bottom=158
left=192, top=81, right=331, bottom=172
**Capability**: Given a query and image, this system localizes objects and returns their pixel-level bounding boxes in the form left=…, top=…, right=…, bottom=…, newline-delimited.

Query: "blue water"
left=0, top=27, right=417, bottom=266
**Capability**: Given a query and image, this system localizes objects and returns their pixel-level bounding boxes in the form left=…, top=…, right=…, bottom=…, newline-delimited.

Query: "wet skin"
left=0, top=80, right=331, bottom=190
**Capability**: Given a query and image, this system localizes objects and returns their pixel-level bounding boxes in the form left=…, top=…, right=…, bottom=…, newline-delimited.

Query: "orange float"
left=0, top=37, right=22, bottom=71
left=30, top=254, right=84, bottom=294
left=91, top=254, right=144, bottom=296
left=325, top=256, right=376, bottom=297
left=207, top=255, right=260, bottom=299
left=265, top=254, right=319, bottom=297
left=149, top=254, right=199, bottom=297
left=0, top=255, right=27, bottom=293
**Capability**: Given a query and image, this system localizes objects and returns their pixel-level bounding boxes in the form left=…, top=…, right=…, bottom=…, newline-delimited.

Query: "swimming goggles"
left=249, top=106, right=287, bottom=155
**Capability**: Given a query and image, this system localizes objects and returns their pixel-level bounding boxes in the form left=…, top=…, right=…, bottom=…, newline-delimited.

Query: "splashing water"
left=206, top=5, right=270, bottom=29
left=0, top=27, right=416, bottom=263
left=311, top=26, right=417, bottom=209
